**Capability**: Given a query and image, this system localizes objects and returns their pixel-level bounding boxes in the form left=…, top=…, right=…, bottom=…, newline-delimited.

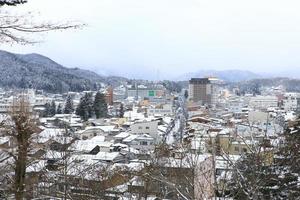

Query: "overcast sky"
left=2, top=0, right=300, bottom=79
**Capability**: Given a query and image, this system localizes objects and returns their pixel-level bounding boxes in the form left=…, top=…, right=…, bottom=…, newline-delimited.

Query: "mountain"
left=236, top=77, right=300, bottom=93
left=0, top=50, right=127, bottom=93
left=177, top=69, right=263, bottom=82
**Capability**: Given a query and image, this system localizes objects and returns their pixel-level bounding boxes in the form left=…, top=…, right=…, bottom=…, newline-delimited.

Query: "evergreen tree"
left=56, top=104, right=62, bottom=114
left=64, top=95, right=74, bottom=114
left=43, top=102, right=51, bottom=117
left=93, top=91, right=108, bottom=119
left=76, top=93, right=94, bottom=121
left=184, top=90, right=189, bottom=99
left=119, top=103, right=124, bottom=118
left=50, top=101, right=56, bottom=116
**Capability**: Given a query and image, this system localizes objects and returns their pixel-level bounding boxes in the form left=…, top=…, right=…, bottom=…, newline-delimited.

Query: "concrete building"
left=127, top=85, right=166, bottom=101
left=188, top=77, right=218, bottom=106
left=282, top=93, right=299, bottom=112
left=249, top=95, right=278, bottom=110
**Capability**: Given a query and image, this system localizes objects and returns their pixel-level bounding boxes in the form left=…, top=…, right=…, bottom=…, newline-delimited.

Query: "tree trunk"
left=15, top=141, right=28, bottom=200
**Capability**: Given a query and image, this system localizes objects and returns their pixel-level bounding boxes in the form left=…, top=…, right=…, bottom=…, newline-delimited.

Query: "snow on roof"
left=35, top=128, right=65, bottom=143
left=94, top=152, right=121, bottom=161
left=114, top=132, right=131, bottom=139
left=112, top=143, right=128, bottom=148
left=122, top=135, right=138, bottom=143
left=0, top=136, right=10, bottom=145
left=71, top=136, right=110, bottom=152
left=136, top=134, right=154, bottom=141
left=44, top=150, right=63, bottom=160
left=124, top=110, right=145, bottom=121
left=158, top=125, right=168, bottom=133
left=27, top=160, right=46, bottom=173
left=99, top=125, right=119, bottom=132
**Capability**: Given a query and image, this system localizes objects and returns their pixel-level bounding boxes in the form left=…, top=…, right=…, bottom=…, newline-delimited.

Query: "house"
left=130, top=120, right=159, bottom=142
left=71, top=136, right=112, bottom=154
left=77, top=125, right=119, bottom=140
left=122, top=134, right=155, bottom=152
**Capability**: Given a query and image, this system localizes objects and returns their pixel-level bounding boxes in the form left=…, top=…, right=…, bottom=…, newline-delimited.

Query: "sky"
left=2, top=0, right=300, bottom=80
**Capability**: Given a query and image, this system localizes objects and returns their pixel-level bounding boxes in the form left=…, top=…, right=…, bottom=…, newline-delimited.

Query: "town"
left=0, top=77, right=299, bottom=199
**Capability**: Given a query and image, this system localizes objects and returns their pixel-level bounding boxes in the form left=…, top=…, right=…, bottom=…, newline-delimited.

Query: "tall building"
left=189, top=77, right=218, bottom=106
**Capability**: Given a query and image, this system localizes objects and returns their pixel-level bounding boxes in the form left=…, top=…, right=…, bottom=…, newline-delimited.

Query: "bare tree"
left=0, top=0, right=83, bottom=44
left=0, top=96, right=38, bottom=200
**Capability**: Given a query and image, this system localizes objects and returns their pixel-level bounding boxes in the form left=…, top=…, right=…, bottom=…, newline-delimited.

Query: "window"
left=138, top=126, right=142, bottom=130
left=234, top=146, right=239, bottom=152
left=140, top=141, right=148, bottom=145
left=145, top=126, right=150, bottom=129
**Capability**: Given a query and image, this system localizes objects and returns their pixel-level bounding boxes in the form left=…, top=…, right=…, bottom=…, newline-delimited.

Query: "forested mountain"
left=235, top=77, right=300, bottom=93
left=0, top=50, right=126, bottom=93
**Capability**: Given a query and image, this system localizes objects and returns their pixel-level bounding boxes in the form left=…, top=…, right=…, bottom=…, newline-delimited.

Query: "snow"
left=123, top=135, right=138, bottom=143
left=0, top=136, right=9, bottom=145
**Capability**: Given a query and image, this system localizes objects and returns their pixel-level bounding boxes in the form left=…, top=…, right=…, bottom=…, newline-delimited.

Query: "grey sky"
left=2, top=0, right=300, bottom=79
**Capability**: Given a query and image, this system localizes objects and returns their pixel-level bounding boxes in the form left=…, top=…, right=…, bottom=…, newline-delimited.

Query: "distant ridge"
left=177, top=69, right=262, bottom=82
left=0, top=50, right=127, bottom=93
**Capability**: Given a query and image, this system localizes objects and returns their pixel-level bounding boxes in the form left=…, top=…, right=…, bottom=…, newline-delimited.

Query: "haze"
left=2, top=0, right=300, bottom=80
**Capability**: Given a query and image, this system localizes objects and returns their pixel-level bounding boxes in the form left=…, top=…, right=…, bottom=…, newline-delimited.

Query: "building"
left=104, top=86, right=114, bottom=106
left=189, top=77, right=218, bottom=106
left=249, top=95, right=278, bottom=110
left=127, top=85, right=166, bottom=101
left=282, top=93, right=299, bottom=112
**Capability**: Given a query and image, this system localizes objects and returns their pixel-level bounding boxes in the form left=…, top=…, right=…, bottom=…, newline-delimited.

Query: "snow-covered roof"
left=71, top=136, right=109, bottom=152
left=122, top=135, right=138, bottom=143
left=94, top=152, right=121, bottom=161
left=113, top=132, right=131, bottom=139
left=0, top=136, right=10, bottom=145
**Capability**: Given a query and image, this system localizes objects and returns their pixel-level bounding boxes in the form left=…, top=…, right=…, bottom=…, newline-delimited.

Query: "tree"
left=0, top=0, right=26, bottom=6
left=184, top=90, right=189, bottom=100
left=119, top=103, right=124, bottom=118
left=228, top=119, right=300, bottom=199
left=0, top=97, right=37, bottom=200
left=64, top=95, right=74, bottom=114
left=50, top=100, right=56, bottom=116
left=76, top=93, right=94, bottom=121
left=0, top=1, right=83, bottom=45
left=93, top=91, right=107, bottom=119
left=43, top=102, right=51, bottom=117
left=56, top=103, right=62, bottom=114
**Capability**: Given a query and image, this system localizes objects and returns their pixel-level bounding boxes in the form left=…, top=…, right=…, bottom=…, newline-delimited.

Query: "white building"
left=130, top=120, right=159, bottom=141
left=249, top=95, right=278, bottom=110
left=282, top=93, right=299, bottom=112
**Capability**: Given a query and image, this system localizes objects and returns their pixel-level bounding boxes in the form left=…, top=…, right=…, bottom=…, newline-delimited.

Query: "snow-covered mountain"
left=177, top=69, right=263, bottom=82
left=0, top=50, right=126, bottom=93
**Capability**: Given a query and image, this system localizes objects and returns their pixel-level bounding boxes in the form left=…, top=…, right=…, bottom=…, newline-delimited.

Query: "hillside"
left=235, top=77, right=300, bottom=93
left=0, top=50, right=126, bottom=93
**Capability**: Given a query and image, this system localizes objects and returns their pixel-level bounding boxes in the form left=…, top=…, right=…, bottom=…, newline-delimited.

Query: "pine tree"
left=184, top=90, right=189, bottom=99
left=56, top=104, right=62, bottom=114
left=43, top=102, right=51, bottom=117
left=50, top=101, right=56, bottom=116
left=76, top=93, right=94, bottom=121
left=64, top=95, right=74, bottom=114
left=119, top=103, right=124, bottom=118
left=93, top=91, right=108, bottom=119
